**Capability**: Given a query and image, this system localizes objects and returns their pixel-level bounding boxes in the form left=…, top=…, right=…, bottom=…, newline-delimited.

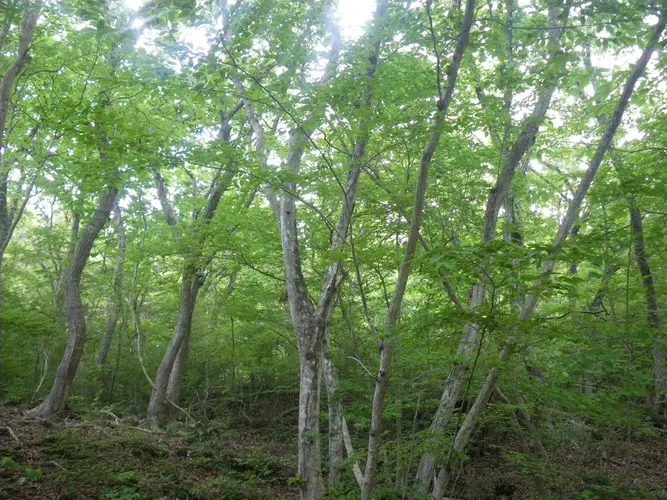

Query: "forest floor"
left=0, top=405, right=299, bottom=500
left=1, top=403, right=667, bottom=499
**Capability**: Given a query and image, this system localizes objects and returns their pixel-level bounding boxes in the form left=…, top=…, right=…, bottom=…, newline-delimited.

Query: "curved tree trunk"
left=415, top=2, right=569, bottom=490
left=27, top=186, right=118, bottom=418
left=165, top=308, right=196, bottom=406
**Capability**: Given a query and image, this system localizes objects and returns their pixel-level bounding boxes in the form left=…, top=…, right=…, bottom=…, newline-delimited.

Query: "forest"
left=0, top=0, right=666, bottom=498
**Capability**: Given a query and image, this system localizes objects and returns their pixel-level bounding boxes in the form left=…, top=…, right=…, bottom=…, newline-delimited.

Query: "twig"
left=348, top=356, right=373, bottom=377
left=0, top=426, right=19, bottom=443
left=127, top=426, right=153, bottom=434
left=100, top=409, right=120, bottom=424
left=47, top=461, right=70, bottom=472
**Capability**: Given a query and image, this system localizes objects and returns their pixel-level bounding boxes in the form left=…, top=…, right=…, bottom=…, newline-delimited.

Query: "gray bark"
left=147, top=101, right=236, bottom=423
left=322, top=335, right=344, bottom=485
left=232, top=6, right=378, bottom=497
left=96, top=202, right=125, bottom=366
left=430, top=14, right=666, bottom=496
left=27, top=186, right=118, bottom=418
left=317, top=4, right=387, bottom=486
left=362, top=1, right=476, bottom=497
left=415, top=3, right=569, bottom=490
left=630, top=202, right=667, bottom=403
left=147, top=267, right=201, bottom=424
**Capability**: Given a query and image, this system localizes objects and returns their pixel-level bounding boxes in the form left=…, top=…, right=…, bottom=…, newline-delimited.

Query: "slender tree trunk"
left=317, top=4, right=387, bottom=486
left=415, top=3, right=570, bottom=490
left=97, top=202, right=125, bottom=366
left=108, top=321, right=122, bottom=403
left=363, top=2, right=476, bottom=497
left=0, top=0, right=41, bottom=399
left=429, top=15, right=666, bottom=496
left=147, top=269, right=200, bottom=425
left=146, top=91, right=236, bottom=423
left=27, top=186, right=118, bottom=418
left=629, top=202, right=667, bottom=403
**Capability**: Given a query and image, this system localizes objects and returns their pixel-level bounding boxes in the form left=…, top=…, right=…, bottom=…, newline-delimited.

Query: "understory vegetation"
left=1, top=0, right=666, bottom=499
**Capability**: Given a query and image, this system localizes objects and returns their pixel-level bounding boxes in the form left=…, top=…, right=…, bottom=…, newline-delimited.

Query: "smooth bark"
left=147, top=267, right=201, bottom=424
left=414, top=0, right=567, bottom=490
left=147, top=106, right=236, bottom=423
left=430, top=15, right=666, bottom=496
left=27, top=186, right=118, bottom=418
left=96, top=202, right=126, bottom=366
left=362, top=1, right=476, bottom=497
left=630, top=202, right=667, bottom=403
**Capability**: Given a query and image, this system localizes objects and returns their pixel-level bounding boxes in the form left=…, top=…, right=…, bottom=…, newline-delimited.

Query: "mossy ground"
left=0, top=406, right=298, bottom=499
left=2, top=404, right=667, bottom=499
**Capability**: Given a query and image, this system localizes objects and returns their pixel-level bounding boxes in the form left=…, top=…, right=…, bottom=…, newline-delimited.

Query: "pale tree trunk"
left=414, top=1, right=568, bottom=490
left=27, top=186, right=118, bottom=418
left=96, top=201, right=126, bottom=366
left=146, top=99, right=238, bottom=423
left=147, top=268, right=201, bottom=424
left=232, top=4, right=386, bottom=496
left=322, top=335, right=344, bottom=485
left=0, top=0, right=41, bottom=398
left=629, top=202, right=667, bottom=403
left=280, top=185, right=324, bottom=497
left=429, top=15, right=666, bottom=497
left=416, top=1, right=571, bottom=487
left=316, top=3, right=387, bottom=487
left=362, top=1, right=476, bottom=497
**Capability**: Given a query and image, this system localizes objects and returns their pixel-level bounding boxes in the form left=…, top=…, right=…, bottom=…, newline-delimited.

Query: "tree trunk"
left=322, top=335, right=344, bottom=485
left=629, top=202, right=667, bottom=403
left=0, top=0, right=41, bottom=398
left=166, top=324, right=193, bottom=406
left=415, top=3, right=570, bottom=490
left=428, top=14, right=666, bottom=495
left=147, top=269, right=200, bottom=425
left=146, top=92, right=236, bottom=423
left=363, top=1, right=476, bottom=495
left=96, top=202, right=125, bottom=366
left=297, top=337, right=324, bottom=499
left=27, top=186, right=118, bottom=418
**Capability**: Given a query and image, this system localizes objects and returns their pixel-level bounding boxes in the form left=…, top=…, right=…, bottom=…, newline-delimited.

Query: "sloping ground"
left=0, top=406, right=299, bottom=500
left=2, top=404, right=667, bottom=499
left=457, top=436, right=667, bottom=499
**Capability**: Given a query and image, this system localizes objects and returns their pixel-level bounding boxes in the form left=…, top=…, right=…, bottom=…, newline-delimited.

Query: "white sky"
left=71, top=0, right=661, bottom=217
left=123, top=0, right=378, bottom=41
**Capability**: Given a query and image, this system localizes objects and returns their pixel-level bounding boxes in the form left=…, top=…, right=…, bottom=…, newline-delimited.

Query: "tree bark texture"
left=630, top=202, right=667, bottom=403
left=96, top=201, right=126, bottom=366
left=147, top=268, right=201, bottom=424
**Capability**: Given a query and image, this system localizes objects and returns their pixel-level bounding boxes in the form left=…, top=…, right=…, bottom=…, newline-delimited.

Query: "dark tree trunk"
left=630, top=202, right=667, bottom=403
left=147, top=269, right=201, bottom=425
